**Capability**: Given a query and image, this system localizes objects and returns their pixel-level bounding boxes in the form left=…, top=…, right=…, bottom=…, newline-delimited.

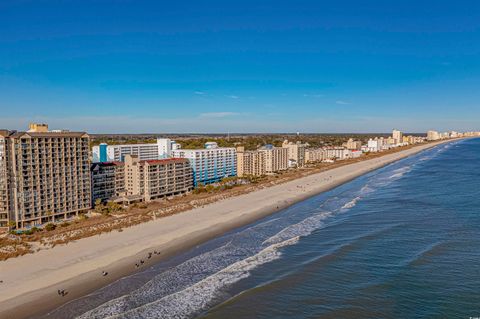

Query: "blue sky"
left=1, top=0, right=480, bottom=133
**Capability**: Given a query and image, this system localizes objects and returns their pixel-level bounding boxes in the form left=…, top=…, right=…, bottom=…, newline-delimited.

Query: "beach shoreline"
left=0, top=139, right=460, bottom=319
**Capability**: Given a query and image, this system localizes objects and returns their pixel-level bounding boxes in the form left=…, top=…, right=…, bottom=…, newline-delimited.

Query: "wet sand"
left=0, top=139, right=456, bottom=319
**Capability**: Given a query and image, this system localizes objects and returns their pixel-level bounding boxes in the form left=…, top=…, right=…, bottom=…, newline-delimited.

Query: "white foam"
left=341, top=196, right=361, bottom=210
left=262, top=212, right=331, bottom=247
left=101, top=237, right=299, bottom=319
left=76, top=153, right=423, bottom=319
left=388, top=166, right=412, bottom=179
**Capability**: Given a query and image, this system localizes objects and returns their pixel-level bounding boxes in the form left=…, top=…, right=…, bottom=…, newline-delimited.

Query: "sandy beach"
left=0, top=139, right=457, bottom=319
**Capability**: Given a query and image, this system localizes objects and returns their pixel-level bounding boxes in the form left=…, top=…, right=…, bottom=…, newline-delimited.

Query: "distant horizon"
left=0, top=123, right=449, bottom=136
left=0, top=118, right=471, bottom=135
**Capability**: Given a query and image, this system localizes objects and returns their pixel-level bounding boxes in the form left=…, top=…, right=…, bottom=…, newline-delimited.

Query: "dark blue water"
left=48, top=138, right=480, bottom=319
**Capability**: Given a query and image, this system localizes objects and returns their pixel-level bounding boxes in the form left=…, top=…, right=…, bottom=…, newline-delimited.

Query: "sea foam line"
left=103, top=237, right=300, bottom=319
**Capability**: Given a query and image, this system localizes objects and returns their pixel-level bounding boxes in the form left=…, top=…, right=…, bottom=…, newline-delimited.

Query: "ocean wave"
left=73, top=149, right=434, bottom=319
left=388, top=166, right=412, bottom=179
left=341, top=196, right=361, bottom=210
left=262, top=212, right=332, bottom=247
left=404, top=241, right=450, bottom=268
left=80, top=238, right=299, bottom=319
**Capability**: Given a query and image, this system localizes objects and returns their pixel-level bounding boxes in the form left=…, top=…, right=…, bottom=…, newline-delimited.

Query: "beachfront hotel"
left=344, top=138, right=363, bottom=150
left=282, top=140, right=307, bottom=167
left=305, top=148, right=327, bottom=163
left=236, top=146, right=267, bottom=177
left=171, top=142, right=237, bottom=186
left=0, top=124, right=91, bottom=231
left=0, top=133, right=9, bottom=231
left=92, top=138, right=179, bottom=162
left=91, top=162, right=126, bottom=204
left=258, top=145, right=289, bottom=174
left=427, top=130, right=441, bottom=141
left=124, top=155, right=193, bottom=201
left=392, top=129, right=403, bottom=145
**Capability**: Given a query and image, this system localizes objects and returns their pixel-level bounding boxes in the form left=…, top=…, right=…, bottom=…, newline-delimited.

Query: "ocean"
left=46, top=138, right=480, bottom=319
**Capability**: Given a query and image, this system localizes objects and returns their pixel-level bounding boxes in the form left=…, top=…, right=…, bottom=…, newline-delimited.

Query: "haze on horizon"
left=1, top=0, right=480, bottom=134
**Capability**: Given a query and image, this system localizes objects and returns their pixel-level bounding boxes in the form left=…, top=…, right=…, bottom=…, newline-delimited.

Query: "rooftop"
left=141, top=158, right=188, bottom=165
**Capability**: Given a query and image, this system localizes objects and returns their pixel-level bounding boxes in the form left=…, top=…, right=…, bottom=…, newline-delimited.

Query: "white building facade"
left=171, top=142, right=237, bottom=186
left=93, top=138, right=177, bottom=162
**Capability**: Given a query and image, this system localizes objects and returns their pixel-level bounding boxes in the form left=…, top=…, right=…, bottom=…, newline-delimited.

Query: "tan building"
left=345, top=138, right=362, bottom=150
left=124, top=155, right=193, bottom=202
left=387, top=137, right=397, bottom=146
left=305, top=148, right=326, bottom=163
left=27, top=123, right=49, bottom=133
left=282, top=140, right=306, bottom=167
left=0, top=124, right=91, bottom=230
left=236, top=147, right=266, bottom=177
left=324, top=147, right=352, bottom=160
left=0, top=131, right=9, bottom=231
left=258, top=145, right=288, bottom=174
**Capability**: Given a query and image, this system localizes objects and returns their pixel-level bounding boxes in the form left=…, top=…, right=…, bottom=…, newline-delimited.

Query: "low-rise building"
left=386, top=137, right=397, bottom=146
left=404, top=135, right=425, bottom=145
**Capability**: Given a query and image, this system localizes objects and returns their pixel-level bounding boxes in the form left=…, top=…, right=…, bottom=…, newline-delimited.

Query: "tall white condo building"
left=92, top=138, right=177, bottom=162
left=171, top=142, right=236, bottom=186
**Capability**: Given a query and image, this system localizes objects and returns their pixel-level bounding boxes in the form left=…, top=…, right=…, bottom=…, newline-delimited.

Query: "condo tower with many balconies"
left=0, top=124, right=91, bottom=231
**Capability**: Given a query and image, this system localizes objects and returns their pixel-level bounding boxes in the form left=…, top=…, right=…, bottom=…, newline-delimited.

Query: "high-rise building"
left=427, top=130, right=441, bottom=141
left=91, top=162, right=125, bottom=204
left=236, top=147, right=266, bottom=177
left=392, top=129, right=403, bottom=145
left=156, top=138, right=174, bottom=158
left=367, top=138, right=380, bottom=152
left=258, top=145, right=288, bottom=174
left=171, top=142, right=236, bottom=186
left=323, top=147, right=353, bottom=160
left=0, top=124, right=91, bottom=230
left=0, top=131, right=9, bottom=232
left=92, top=138, right=178, bottom=162
left=305, top=148, right=326, bottom=163
left=97, top=143, right=108, bottom=162
left=124, top=155, right=193, bottom=201
left=282, top=140, right=306, bottom=167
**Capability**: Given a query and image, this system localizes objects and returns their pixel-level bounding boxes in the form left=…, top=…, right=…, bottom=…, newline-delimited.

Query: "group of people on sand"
left=57, top=250, right=162, bottom=297
left=135, top=250, right=161, bottom=268
left=57, top=289, right=68, bottom=297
